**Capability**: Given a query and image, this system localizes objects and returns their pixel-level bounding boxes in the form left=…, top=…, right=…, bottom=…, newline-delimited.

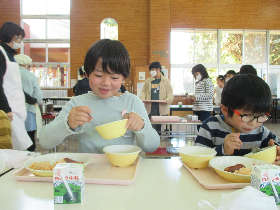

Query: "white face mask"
left=150, top=70, right=157, bottom=77
left=12, top=41, right=23, bottom=50
left=225, top=78, right=230, bottom=83
left=196, top=74, right=202, bottom=81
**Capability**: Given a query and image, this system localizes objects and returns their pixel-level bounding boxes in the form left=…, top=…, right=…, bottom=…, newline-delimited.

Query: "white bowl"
left=103, top=145, right=141, bottom=167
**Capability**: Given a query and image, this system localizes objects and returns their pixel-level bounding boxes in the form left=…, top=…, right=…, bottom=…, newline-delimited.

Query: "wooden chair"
left=0, top=110, right=12, bottom=149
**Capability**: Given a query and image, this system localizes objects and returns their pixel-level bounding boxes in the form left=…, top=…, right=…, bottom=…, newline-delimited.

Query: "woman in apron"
left=0, top=22, right=32, bottom=150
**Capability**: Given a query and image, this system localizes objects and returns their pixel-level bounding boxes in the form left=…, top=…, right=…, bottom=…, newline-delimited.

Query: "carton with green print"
left=53, top=163, right=85, bottom=204
left=251, top=164, right=280, bottom=204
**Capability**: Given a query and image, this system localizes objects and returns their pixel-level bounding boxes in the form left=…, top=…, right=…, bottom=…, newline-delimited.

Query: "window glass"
left=244, top=31, right=266, bottom=64
left=48, top=43, right=70, bottom=63
left=220, top=31, right=243, bottom=64
left=24, top=43, right=46, bottom=62
left=47, top=20, right=70, bottom=39
left=268, top=67, right=280, bottom=96
left=270, top=31, right=280, bottom=65
left=170, top=67, right=194, bottom=95
left=22, top=19, right=46, bottom=39
left=46, top=0, right=70, bottom=15
left=194, top=31, right=217, bottom=64
left=171, top=30, right=194, bottom=64
left=100, top=18, right=118, bottom=40
left=22, top=0, right=46, bottom=15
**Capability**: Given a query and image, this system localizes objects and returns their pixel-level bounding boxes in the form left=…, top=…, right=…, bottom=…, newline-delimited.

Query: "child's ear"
left=220, top=105, right=228, bottom=117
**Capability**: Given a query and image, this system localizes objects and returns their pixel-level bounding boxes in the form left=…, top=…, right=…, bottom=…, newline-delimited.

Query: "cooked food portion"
left=224, top=164, right=245, bottom=173
left=224, top=163, right=251, bottom=175
left=29, top=161, right=53, bottom=170
left=29, top=158, right=84, bottom=170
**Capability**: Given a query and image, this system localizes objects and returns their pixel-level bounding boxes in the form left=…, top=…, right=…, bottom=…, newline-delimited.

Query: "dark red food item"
left=64, top=158, right=84, bottom=164
left=224, top=164, right=245, bottom=173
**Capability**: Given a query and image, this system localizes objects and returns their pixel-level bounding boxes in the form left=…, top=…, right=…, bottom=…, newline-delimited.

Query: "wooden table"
left=0, top=158, right=238, bottom=210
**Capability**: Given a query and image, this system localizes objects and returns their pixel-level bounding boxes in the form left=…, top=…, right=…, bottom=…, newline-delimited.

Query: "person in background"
left=73, top=66, right=91, bottom=96
left=195, top=74, right=280, bottom=159
left=0, top=22, right=32, bottom=150
left=120, top=84, right=126, bottom=93
left=15, top=54, right=42, bottom=151
left=214, top=75, right=225, bottom=106
left=224, top=70, right=237, bottom=82
left=39, top=39, right=160, bottom=153
left=190, top=64, right=214, bottom=122
left=239, top=65, right=257, bottom=75
left=141, top=61, right=174, bottom=133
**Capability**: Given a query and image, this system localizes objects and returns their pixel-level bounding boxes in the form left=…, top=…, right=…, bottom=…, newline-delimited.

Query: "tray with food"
left=14, top=153, right=140, bottom=185
left=183, top=156, right=267, bottom=190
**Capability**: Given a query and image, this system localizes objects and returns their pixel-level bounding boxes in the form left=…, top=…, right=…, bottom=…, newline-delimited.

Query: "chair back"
left=0, top=110, right=12, bottom=149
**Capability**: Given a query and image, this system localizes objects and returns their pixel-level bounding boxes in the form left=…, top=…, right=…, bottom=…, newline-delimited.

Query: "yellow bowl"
left=209, top=156, right=266, bottom=183
left=24, top=153, right=91, bottom=177
left=244, top=145, right=276, bottom=163
left=96, top=119, right=128, bottom=140
left=178, top=146, right=217, bottom=169
left=103, top=145, right=141, bottom=167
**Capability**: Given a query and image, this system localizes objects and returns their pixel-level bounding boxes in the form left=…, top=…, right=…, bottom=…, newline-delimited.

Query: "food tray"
left=183, top=163, right=249, bottom=190
left=14, top=154, right=140, bottom=185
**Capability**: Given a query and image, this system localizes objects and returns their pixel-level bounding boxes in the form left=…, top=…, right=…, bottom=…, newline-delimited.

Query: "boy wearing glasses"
left=195, top=74, right=280, bottom=159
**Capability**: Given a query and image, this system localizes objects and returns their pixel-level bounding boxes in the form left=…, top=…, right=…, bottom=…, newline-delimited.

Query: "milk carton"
left=251, top=164, right=280, bottom=204
left=53, top=163, right=85, bottom=204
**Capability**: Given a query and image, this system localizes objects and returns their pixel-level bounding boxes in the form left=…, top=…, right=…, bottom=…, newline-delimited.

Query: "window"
left=100, top=18, right=118, bottom=40
left=20, top=0, right=70, bottom=88
left=170, top=29, right=279, bottom=96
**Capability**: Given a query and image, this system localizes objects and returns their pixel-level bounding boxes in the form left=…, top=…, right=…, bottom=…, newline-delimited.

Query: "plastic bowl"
left=103, top=145, right=141, bottom=167
left=178, top=146, right=217, bottom=169
left=209, top=156, right=266, bottom=183
left=244, top=145, right=276, bottom=163
left=95, top=119, right=128, bottom=140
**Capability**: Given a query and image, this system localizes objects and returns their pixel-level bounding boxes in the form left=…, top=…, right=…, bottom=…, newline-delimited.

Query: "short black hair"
left=217, top=75, right=225, bottom=81
left=225, top=70, right=236, bottom=77
left=0, top=22, right=25, bottom=43
left=239, top=65, right=257, bottom=75
left=192, top=64, right=209, bottom=80
left=84, top=39, right=130, bottom=78
left=221, top=74, right=272, bottom=117
left=149, top=62, right=161, bottom=70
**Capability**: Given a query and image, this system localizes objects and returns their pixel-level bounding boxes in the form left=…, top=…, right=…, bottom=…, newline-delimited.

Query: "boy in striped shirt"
left=195, top=74, right=280, bottom=160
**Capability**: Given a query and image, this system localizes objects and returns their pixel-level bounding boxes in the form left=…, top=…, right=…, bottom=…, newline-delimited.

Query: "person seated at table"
left=214, top=75, right=225, bottom=106
left=73, top=66, right=91, bottom=96
left=195, top=74, right=280, bottom=159
left=39, top=39, right=160, bottom=153
left=224, top=70, right=236, bottom=82
left=140, top=61, right=173, bottom=133
left=239, top=64, right=257, bottom=76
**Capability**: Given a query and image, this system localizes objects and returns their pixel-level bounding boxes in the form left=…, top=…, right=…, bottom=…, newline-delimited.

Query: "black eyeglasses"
left=233, top=109, right=271, bottom=123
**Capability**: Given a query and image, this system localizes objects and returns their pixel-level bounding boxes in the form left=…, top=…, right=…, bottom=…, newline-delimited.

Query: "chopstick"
left=0, top=168, right=14, bottom=177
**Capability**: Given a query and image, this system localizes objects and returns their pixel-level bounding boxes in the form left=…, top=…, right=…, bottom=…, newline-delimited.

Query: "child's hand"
left=68, top=106, right=92, bottom=129
left=123, top=112, right=144, bottom=132
left=268, top=139, right=280, bottom=161
left=224, top=133, right=242, bottom=155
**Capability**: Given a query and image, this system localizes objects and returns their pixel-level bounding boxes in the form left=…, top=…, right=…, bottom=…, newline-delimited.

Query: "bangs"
left=84, top=39, right=130, bottom=78
left=238, top=95, right=272, bottom=114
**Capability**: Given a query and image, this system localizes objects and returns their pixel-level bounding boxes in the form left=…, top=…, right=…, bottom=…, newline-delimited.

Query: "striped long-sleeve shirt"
left=193, top=78, right=214, bottom=112
left=195, top=115, right=279, bottom=156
